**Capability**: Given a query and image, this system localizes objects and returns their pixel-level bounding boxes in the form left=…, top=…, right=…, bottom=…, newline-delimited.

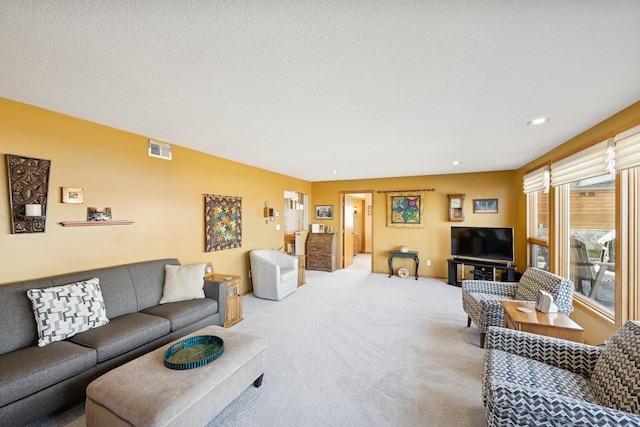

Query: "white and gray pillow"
left=27, top=278, right=109, bottom=347
left=158, top=263, right=206, bottom=304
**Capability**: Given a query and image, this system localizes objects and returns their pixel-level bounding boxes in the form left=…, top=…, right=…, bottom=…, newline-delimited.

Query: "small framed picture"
left=204, top=263, right=214, bottom=275
left=62, top=187, right=84, bottom=204
left=473, top=198, right=498, bottom=213
left=87, top=207, right=112, bottom=221
left=315, top=205, right=333, bottom=220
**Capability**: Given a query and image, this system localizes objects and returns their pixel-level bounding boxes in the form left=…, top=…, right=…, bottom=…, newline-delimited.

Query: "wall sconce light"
left=7, top=154, right=51, bottom=233
left=354, top=206, right=358, bottom=214
left=25, top=204, right=43, bottom=217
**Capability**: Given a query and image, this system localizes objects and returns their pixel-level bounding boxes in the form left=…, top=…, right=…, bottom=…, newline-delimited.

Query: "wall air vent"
left=148, top=140, right=172, bottom=160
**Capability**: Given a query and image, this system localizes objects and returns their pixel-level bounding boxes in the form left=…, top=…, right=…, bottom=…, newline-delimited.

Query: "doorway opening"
left=283, top=191, right=308, bottom=256
left=342, top=192, right=373, bottom=271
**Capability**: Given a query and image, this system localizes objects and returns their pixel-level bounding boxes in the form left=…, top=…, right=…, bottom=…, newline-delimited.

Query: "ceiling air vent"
left=148, top=140, right=172, bottom=160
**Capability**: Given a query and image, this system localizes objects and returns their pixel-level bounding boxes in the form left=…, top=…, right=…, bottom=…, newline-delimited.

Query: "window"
left=614, top=126, right=640, bottom=321
left=531, top=123, right=640, bottom=327
left=527, top=191, right=549, bottom=270
left=567, top=176, right=616, bottom=312
left=551, top=139, right=617, bottom=315
left=524, top=166, right=549, bottom=270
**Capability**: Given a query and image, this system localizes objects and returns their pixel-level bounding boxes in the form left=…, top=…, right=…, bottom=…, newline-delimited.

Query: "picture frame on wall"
left=315, top=205, right=333, bottom=220
left=473, top=198, right=498, bottom=213
left=62, top=187, right=84, bottom=204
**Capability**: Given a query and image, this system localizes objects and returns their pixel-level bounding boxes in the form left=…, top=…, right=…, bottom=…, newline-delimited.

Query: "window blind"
left=551, top=140, right=610, bottom=187
left=614, top=125, right=640, bottom=171
left=523, top=165, right=549, bottom=193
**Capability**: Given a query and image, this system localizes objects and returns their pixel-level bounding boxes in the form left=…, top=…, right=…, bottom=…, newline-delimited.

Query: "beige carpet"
left=348, top=252, right=373, bottom=271
left=27, top=267, right=487, bottom=427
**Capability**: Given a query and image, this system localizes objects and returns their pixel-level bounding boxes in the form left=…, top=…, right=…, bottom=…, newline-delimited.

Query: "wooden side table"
left=206, top=273, right=243, bottom=328
left=297, top=255, right=306, bottom=287
left=501, top=301, right=583, bottom=343
left=388, top=250, right=419, bottom=280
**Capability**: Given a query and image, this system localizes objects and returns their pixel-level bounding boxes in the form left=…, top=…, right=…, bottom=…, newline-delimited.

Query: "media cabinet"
left=447, top=258, right=517, bottom=286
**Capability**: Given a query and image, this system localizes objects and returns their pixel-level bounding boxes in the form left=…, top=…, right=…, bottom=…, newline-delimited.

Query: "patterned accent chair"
left=483, top=321, right=640, bottom=426
left=462, top=267, right=574, bottom=347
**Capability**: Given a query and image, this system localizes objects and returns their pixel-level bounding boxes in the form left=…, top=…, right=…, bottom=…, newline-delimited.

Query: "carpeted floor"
left=27, top=263, right=487, bottom=427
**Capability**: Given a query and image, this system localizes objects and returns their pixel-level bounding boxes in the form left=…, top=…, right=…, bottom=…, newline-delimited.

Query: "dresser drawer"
left=307, top=243, right=333, bottom=251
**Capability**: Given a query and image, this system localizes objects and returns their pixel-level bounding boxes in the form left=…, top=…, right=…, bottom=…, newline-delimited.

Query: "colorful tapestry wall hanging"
left=205, top=194, right=242, bottom=251
left=386, top=191, right=425, bottom=228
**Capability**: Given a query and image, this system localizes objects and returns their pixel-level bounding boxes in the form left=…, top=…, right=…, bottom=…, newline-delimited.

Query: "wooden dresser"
left=306, top=233, right=337, bottom=272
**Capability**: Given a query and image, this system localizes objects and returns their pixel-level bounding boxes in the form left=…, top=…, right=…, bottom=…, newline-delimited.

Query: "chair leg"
left=480, top=333, right=486, bottom=348
left=467, top=316, right=471, bottom=327
left=590, top=266, right=609, bottom=298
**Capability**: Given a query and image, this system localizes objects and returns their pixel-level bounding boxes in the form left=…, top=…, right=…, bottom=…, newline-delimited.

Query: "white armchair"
left=249, top=249, right=298, bottom=301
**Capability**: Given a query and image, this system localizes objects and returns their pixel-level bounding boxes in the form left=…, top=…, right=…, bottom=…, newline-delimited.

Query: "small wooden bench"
left=86, top=325, right=266, bottom=426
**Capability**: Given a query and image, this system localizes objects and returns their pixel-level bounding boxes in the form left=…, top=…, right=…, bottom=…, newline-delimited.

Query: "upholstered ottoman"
left=85, top=325, right=266, bottom=426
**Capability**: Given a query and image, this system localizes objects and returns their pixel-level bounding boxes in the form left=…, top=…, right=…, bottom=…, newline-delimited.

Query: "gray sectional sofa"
left=0, top=258, right=227, bottom=426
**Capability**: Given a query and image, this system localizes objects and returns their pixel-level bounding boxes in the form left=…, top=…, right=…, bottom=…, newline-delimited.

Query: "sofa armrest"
left=462, top=280, right=518, bottom=297
left=204, top=279, right=227, bottom=327
left=485, top=326, right=603, bottom=377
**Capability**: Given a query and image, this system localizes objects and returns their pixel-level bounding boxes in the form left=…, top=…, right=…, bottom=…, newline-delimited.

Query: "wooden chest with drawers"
left=306, top=233, right=337, bottom=272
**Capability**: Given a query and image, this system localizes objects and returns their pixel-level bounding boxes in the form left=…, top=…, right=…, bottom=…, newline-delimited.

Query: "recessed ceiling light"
left=451, top=161, right=462, bottom=166
left=527, top=117, right=550, bottom=126
left=330, top=170, right=338, bottom=174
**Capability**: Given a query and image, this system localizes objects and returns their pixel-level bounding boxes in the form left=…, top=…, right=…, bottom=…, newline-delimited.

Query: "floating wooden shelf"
left=60, top=220, right=134, bottom=227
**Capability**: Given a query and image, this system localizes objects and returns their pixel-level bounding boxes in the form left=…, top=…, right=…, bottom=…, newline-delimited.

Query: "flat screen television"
left=451, top=226, right=514, bottom=262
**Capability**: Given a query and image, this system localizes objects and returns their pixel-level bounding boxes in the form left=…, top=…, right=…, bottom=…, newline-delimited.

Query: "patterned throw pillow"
left=27, top=278, right=109, bottom=347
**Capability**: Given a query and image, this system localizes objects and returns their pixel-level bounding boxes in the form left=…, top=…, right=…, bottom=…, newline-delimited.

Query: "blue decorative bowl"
left=163, top=335, right=224, bottom=370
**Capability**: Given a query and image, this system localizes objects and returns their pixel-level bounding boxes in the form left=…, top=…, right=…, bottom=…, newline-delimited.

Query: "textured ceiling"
left=1, top=1, right=640, bottom=182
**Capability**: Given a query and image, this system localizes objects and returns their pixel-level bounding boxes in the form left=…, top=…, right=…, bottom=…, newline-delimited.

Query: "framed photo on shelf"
left=315, top=205, right=333, bottom=220
left=473, top=198, right=498, bottom=213
left=87, top=207, right=112, bottom=221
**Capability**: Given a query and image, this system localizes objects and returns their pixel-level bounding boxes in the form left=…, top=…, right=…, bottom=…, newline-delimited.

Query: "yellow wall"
left=515, top=100, right=640, bottom=345
left=0, top=98, right=311, bottom=294
left=5, top=95, right=639, bottom=345
left=311, top=170, right=518, bottom=278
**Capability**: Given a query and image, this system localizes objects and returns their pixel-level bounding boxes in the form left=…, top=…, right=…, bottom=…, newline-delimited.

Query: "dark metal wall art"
left=6, top=154, right=51, bottom=233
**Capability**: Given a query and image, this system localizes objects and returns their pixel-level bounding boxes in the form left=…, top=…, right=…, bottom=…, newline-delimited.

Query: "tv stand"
left=447, top=258, right=516, bottom=286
